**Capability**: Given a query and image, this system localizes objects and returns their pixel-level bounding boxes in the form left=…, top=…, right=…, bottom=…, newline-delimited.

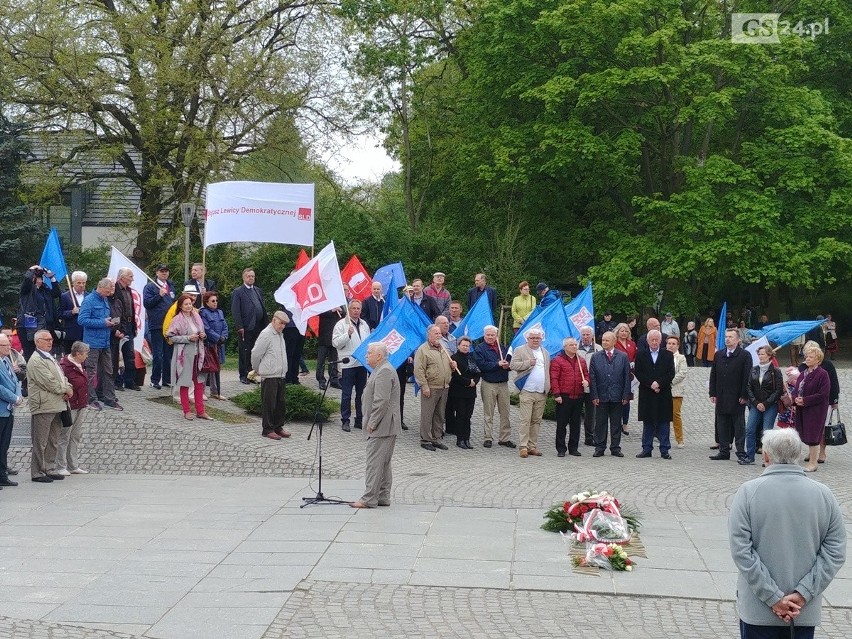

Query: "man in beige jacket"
left=511, top=327, right=551, bottom=457
left=413, top=325, right=457, bottom=451
left=26, top=330, right=73, bottom=482
left=351, top=343, right=402, bottom=509
left=251, top=311, right=290, bottom=441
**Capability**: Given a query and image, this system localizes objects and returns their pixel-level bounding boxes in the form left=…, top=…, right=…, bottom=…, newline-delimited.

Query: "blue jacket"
left=473, top=341, right=511, bottom=384
left=200, top=307, right=229, bottom=362
left=539, top=289, right=562, bottom=308
left=0, top=356, right=22, bottom=417
left=143, top=279, right=176, bottom=329
left=77, top=291, right=113, bottom=349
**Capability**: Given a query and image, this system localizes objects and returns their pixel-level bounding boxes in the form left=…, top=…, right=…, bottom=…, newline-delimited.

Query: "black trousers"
left=284, top=331, right=305, bottom=384
left=581, top=392, right=595, bottom=442
left=315, top=344, right=339, bottom=383
left=260, top=377, right=286, bottom=435
left=555, top=395, right=583, bottom=454
left=594, top=401, right=624, bottom=453
left=446, top=396, right=475, bottom=441
left=397, top=364, right=410, bottom=417
left=717, top=408, right=746, bottom=457
left=238, top=328, right=260, bottom=378
left=0, top=414, right=13, bottom=480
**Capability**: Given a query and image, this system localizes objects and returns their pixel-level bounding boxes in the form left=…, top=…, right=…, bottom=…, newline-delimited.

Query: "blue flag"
left=509, top=294, right=573, bottom=359
left=716, top=302, right=727, bottom=352
left=747, top=320, right=825, bottom=349
left=39, top=227, right=68, bottom=289
left=562, top=283, right=595, bottom=340
left=353, top=297, right=432, bottom=372
left=451, top=290, right=494, bottom=340
left=383, top=271, right=398, bottom=319
left=373, top=262, right=406, bottom=302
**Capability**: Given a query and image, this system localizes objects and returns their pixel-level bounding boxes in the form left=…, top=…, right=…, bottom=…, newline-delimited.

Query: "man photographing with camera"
left=17, top=265, right=61, bottom=361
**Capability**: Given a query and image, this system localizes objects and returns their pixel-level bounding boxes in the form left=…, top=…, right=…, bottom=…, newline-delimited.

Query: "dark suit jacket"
left=59, top=290, right=89, bottom=341
left=362, top=296, right=385, bottom=330
left=231, top=285, right=267, bottom=333
left=412, top=295, right=440, bottom=322
left=363, top=360, right=402, bottom=437
left=466, top=286, right=497, bottom=315
left=709, top=346, right=751, bottom=414
left=634, top=348, right=675, bottom=423
left=589, top=349, right=631, bottom=403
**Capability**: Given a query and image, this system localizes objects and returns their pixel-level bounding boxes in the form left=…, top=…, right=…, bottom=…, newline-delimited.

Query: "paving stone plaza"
left=1, top=365, right=850, bottom=638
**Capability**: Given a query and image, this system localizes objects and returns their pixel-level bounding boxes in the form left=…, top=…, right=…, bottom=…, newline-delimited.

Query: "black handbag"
left=824, top=407, right=847, bottom=446
left=60, top=403, right=73, bottom=428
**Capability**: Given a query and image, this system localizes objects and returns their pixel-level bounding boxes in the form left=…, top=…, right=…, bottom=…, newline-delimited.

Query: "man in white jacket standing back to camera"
left=251, top=311, right=290, bottom=441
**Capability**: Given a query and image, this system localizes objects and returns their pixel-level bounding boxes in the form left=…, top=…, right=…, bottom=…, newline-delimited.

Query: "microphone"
left=327, top=357, right=351, bottom=365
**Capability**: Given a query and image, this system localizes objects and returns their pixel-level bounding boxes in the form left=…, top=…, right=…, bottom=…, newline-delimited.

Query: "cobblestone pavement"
left=1, top=365, right=849, bottom=638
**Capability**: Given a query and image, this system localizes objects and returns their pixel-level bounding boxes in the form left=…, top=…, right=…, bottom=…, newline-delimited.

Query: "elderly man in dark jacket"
left=709, top=328, right=752, bottom=461
left=143, top=264, right=176, bottom=389
left=634, top=329, right=676, bottom=459
left=589, top=331, right=631, bottom=458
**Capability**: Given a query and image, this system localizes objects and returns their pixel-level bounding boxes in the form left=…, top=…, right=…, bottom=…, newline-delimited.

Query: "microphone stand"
left=302, top=359, right=349, bottom=508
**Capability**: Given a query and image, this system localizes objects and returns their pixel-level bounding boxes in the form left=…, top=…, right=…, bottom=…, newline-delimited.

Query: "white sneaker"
left=54, top=469, right=71, bottom=476
left=677, top=443, right=685, bottom=449
left=70, top=468, right=89, bottom=474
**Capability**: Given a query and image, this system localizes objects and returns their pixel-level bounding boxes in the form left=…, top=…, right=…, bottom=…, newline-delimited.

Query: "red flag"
left=294, top=249, right=318, bottom=336
left=341, top=255, right=372, bottom=301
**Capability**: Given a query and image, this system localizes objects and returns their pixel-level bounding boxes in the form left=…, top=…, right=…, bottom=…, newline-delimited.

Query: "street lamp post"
left=180, top=202, right=196, bottom=282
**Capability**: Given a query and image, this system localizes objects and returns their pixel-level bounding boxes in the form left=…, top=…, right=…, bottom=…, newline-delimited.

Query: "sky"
left=325, top=133, right=400, bottom=184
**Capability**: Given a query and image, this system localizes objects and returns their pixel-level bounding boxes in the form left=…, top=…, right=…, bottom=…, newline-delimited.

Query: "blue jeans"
left=340, top=366, right=368, bottom=426
left=740, top=620, right=813, bottom=639
left=641, top=421, right=671, bottom=454
left=746, top=403, right=779, bottom=461
left=149, top=329, right=173, bottom=385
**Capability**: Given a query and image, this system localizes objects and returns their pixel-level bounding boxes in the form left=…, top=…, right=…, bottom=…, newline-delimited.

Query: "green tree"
left=0, top=0, right=343, bottom=259
left=0, top=111, right=44, bottom=320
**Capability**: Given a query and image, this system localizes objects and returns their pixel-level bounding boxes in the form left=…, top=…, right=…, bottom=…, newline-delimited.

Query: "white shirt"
left=524, top=347, right=546, bottom=393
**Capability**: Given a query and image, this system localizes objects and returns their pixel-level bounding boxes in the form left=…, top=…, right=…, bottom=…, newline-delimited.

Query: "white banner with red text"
left=203, top=181, right=315, bottom=248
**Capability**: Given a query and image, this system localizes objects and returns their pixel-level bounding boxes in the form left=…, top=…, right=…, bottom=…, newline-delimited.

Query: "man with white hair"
left=729, top=428, right=845, bottom=636
left=351, top=343, right=402, bottom=508
left=435, top=315, right=457, bottom=354
left=413, top=324, right=456, bottom=451
left=634, top=329, right=676, bottom=459
left=578, top=326, right=602, bottom=446
left=511, top=327, right=550, bottom=458
left=473, top=325, right=514, bottom=448
left=59, top=271, right=89, bottom=356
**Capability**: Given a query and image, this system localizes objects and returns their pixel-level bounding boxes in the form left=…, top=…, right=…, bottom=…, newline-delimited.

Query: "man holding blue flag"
left=511, top=327, right=551, bottom=458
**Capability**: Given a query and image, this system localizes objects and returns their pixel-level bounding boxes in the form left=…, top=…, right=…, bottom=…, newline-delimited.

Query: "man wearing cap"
left=597, top=311, right=617, bottom=341
left=144, top=264, right=176, bottom=389
left=660, top=312, right=680, bottom=341
left=536, top=282, right=562, bottom=308
left=424, top=272, right=451, bottom=319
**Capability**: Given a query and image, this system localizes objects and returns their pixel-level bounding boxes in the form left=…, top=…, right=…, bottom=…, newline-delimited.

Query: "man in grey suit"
left=351, top=343, right=402, bottom=509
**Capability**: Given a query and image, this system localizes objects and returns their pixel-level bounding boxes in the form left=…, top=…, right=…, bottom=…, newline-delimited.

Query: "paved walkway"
left=1, top=366, right=850, bottom=638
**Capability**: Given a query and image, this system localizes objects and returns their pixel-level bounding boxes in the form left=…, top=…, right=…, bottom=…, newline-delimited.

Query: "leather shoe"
left=457, top=441, right=465, bottom=448
left=527, top=448, right=542, bottom=456
left=498, top=440, right=517, bottom=448
left=483, top=440, right=492, bottom=448
left=377, top=502, right=391, bottom=507
left=636, top=451, right=652, bottom=458
left=592, top=450, right=604, bottom=457
left=401, top=422, right=409, bottom=430
left=32, top=476, right=53, bottom=483
left=196, top=413, right=214, bottom=421
left=0, top=479, right=18, bottom=487
left=611, top=451, right=624, bottom=457
left=8, top=469, right=18, bottom=476
left=421, top=443, right=436, bottom=451
left=519, top=448, right=528, bottom=458
left=47, top=473, right=65, bottom=480
left=557, top=452, right=566, bottom=458
left=240, top=377, right=251, bottom=384
left=150, top=382, right=161, bottom=389
left=709, top=443, right=720, bottom=449
left=569, top=450, right=582, bottom=457
left=463, top=441, right=473, bottom=449
left=126, top=385, right=142, bottom=391
left=329, top=380, right=342, bottom=389
left=342, top=424, right=351, bottom=432
left=709, top=453, right=730, bottom=460
left=264, top=432, right=283, bottom=440
left=661, top=453, right=672, bottom=460
left=350, top=501, right=371, bottom=509
left=276, top=430, right=291, bottom=438
left=433, top=442, right=448, bottom=450
left=318, top=381, right=327, bottom=390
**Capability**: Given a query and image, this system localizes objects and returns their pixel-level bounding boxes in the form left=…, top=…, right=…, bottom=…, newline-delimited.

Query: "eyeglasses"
left=36, top=337, right=53, bottom=342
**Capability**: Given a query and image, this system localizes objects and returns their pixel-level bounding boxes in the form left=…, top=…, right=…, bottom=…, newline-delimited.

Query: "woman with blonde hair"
left=696, top=318, right=717, bottom=367
left=793, top=345, right=829, bottom=472
left=511, top=281, right=536, bottom=333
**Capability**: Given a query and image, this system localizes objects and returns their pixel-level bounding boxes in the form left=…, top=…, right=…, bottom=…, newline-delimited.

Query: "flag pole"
left=497, top=306, right=505, bottom=360
left=64, top=274, right=77, bottom=307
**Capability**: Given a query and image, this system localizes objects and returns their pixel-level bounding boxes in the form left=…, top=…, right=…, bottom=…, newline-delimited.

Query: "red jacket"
left=60, top=356, right=89, bottom=409
left=550, top=352, right=589, bottom=398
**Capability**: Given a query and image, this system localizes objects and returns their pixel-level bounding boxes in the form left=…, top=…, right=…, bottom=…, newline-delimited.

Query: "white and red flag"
left=340, top=255, right=372, bottom=301
left=274, top=242, right=346, bottom=334
left=107, top=247, right=148, bottom=353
